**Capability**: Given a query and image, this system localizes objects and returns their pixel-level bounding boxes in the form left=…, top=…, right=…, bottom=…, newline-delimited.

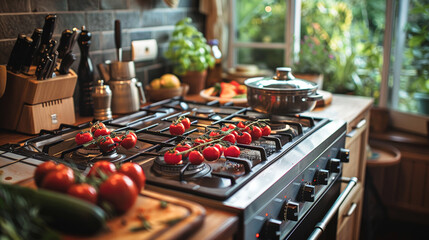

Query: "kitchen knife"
left=20, top=36, right=34, bottom=73
left=59, top=52, right=76, bottom=74
left=40, top=14, right=57, bottom=46
left=46, top=51, right=58, bottom=79
left=30, top=28, right=43, bottom=65
left=57, top=29, right=73, bottom=59
left=7, top=34, right=26, bottom=71
left=114, top=19, right=122, bottom=62
left=35, top=56, right=47, bottom=80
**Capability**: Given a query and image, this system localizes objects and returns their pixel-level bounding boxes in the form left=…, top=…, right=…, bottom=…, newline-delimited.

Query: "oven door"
left=285, top=176, right=358, bottom=240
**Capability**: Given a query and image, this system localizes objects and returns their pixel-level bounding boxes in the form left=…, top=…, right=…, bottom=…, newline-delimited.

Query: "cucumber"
left=0, top=183, right=107, bottom=236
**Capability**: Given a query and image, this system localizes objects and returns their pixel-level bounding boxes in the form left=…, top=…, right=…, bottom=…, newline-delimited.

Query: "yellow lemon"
left=160, top=74, right=181, bottom=88
left=150, top=78, right=162, bottom=90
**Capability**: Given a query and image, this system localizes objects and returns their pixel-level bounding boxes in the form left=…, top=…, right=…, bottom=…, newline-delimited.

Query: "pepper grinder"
left=92, top=80, right=112, bottom=120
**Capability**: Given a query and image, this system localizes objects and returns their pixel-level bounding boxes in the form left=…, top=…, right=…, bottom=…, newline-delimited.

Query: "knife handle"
left=57, top=29, right=73, bottom=59
left=30, top=28, right=43, bottom=65
left=114, top=19, right=122, bottom=61
left=59, top=52, right=76, bottom=75
left=20, top=37, right=34, bottom=73
left=7, top=34, right=26, bottom=71
left=40, top=14, right=56, bottom=45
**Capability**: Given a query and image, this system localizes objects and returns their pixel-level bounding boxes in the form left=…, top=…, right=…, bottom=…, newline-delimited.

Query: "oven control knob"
left=337, top=148, right=350, bottom=163
left=298, top=183, right=315, bottom=202
left=314, top=169, right=329, bottom=185
left=281, top=201, right=299, bottom=221
left=261, top=218, right=282, bottom=239
left=328, top=158, right=341, bottom=173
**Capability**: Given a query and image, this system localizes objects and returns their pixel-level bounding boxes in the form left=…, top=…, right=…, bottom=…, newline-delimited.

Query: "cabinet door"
left=337, top=183, right=363, bottom=240
left=344, top=117, right=369, bottom=183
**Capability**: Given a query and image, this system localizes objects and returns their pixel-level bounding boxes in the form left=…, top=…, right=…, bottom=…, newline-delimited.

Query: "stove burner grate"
left=152, top=157, right=211, bottom=178
left=63, top=147, right=126, bottom=168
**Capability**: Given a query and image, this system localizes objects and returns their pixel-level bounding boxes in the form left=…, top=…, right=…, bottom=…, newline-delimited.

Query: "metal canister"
left=92, top=79, right=112, bottom=120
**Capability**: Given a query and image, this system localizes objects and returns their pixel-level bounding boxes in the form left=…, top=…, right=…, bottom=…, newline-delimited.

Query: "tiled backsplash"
left=0, top=0, right=204, bottom=86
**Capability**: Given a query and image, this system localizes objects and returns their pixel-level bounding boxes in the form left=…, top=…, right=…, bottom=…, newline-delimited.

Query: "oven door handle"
left=307, top=177, right=358, bottom=240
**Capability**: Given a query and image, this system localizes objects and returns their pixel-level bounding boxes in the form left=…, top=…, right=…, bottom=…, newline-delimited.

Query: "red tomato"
left=228, top=124, right=237, bottom=129
left=209, top=131, right=220, bottom=137
left=91, top=122, right=106, bottom=134
left=188, top=150, right=204, bottom=165
left=98, top=136, right=117, bottom=153
left=262, top=125, right=271, bottom=136
left=120, top=132, right=137, bottom=150
left=93, top=127, right=111, bottom=138
left=164, top=150, right=182, bottom=164
left=193, top=138, right=206, bottom=147
left=214, top=143, right=224, bottom=155
left=34, top=161, right=67, bottom=187
left=249, top=126, right=262, bottom=141
left=221, top=126, right=229, bottom=132
left=236, top=132, right=252, bottom=144
left=223, top=133, right=236, bottom=144
left=224, top=145, right=241, bottom=157
left=99, top=173, right=138, bottom=213
left=75, top=131, right=94, bottom=145
left=176, top=143, right=191, bottom=157
left=41, top=167, right=75, bottom=193
left=237, top=121, right=246, bottom=129
left=181, top=117, right=191, bottom=129
left=88, top=160, right=117, bottom=178
left=67, top=183, right=98, bottom=204
left=119, top=162, right=146, bottom=192
left=202, top=146, right=220, bottom=161
left=169, top=123, right=185, bottom=135
left=112, top=134, right=123, bottom=143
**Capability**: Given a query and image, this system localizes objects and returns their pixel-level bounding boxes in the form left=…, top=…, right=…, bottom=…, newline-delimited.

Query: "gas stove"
left=0, top=97, right=353, bottom=239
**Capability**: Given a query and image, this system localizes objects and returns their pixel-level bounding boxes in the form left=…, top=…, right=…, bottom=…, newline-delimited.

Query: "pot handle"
left=304, top=93, right=323, bottom=101
left=136, top=81, right=146, bottom=105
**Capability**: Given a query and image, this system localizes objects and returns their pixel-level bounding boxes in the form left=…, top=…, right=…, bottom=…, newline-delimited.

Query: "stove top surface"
left=0, top=97, right=333, bottom=200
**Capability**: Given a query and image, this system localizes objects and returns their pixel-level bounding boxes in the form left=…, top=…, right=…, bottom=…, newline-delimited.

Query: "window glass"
left=237, top=48, right=285, bottom=70
left=236, top=0, right=286, bottom=43
left=394, top=0, right=429, bottom=115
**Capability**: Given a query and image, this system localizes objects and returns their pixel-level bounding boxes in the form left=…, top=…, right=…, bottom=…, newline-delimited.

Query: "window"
left=229, top=0, right=429, bottom=135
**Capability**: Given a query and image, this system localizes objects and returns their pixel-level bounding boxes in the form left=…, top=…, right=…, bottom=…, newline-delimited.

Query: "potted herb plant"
left=164, top=17, right=215, bottom=94
left=292, top=35, right=333, bottom=90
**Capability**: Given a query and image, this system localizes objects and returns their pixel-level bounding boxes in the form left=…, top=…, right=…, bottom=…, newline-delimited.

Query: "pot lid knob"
left=274, top=67, right=295, bottom=80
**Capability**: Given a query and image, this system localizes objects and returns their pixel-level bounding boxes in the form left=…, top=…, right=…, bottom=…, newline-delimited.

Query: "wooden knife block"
left=0, top=69, right=77, bottom=134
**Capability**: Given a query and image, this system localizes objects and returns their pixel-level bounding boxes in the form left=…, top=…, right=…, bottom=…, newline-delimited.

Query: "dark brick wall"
left=0, top=0, right=204, bottom=85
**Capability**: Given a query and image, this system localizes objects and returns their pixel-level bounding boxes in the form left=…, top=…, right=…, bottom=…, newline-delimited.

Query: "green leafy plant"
left=164, top=17, right=215, bottom=75
left=293, top=34, right=333, bottom=75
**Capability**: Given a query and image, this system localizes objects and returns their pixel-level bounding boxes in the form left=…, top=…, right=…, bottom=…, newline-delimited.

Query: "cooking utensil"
left=20, top=36, right=34, bottom=73
left=40, top=14, right=56, bottom=46
left=30, top=28, right=42, bottom=66
left=114, top=20, right=122, bottom=62
left=7, top=34, right=26, bottom=72
left=107, top=61, right=146, bottom=114
left=59, top=52, right=76, bottom=74
left=92, top=80, right=112, bottom=120
left=57, top=29, right=74, bottom=59
left=245, top=67, right=322, bottom=114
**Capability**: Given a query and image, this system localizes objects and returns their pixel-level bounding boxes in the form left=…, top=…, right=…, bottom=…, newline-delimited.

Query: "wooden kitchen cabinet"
left=305, top=94, right=373, bottom=240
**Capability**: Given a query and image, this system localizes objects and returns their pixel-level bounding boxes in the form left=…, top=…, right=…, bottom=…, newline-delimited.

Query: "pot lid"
left=244, top=67, right=318, bottom=91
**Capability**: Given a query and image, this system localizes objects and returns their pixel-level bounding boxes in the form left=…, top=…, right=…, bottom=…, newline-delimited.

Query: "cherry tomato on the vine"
left=119, top=162, right=146, bottom=192
left=249, top=126, right=262, bottom=141
left=176, top=143, right=191, bottom=157
left=75, top=131, right=93, bottom=145
left=120, top=132, right=137, bottom=150
left=169, top=123, right=185, bottom=136
left=223, top=133, right=236, bottom=144
left=202, top=146, right=220, bottom=161
left=67, top=183, right=98, bottom=204
left=214, top=143, right=224, bottom=155
left=164, top=150, right=182, bottom=165
left=262, top=125, right=271, bottom=136
left=87, top=160, right=117, bottom=178
left=236, top=131, right=252, bottom=144
left=181, top=117, right=191, bottom=129
left=34, top=161, right=67, bottom=187
left=237, top=121, right=246, bottom=129
left=98, top=136, right=117, bottom=153
left=98, top=173, right=138, bottom=213
left=224, top=145, right=241, bottom=158
left=41, top=167, right=75, bottom=193
left=188, top=150, right=204, bottom=165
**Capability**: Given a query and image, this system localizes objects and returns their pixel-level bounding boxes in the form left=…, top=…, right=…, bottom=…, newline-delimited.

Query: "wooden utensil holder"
left=0, top=69, right=77, bottom=134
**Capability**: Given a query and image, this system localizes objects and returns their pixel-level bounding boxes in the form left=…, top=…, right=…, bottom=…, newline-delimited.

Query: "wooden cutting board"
left=64, top=190, right=206, bottom=240
left=315, top=90, right=333, bottom=107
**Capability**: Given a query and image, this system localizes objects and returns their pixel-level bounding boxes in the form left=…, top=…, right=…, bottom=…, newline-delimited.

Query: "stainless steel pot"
left=245, top=67, right=322, bottom=114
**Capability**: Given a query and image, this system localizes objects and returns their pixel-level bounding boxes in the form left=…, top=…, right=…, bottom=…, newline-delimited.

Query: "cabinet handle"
left=345, top=202, right=357, bottom=217
left=347, top=119, right=367, bottom=138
